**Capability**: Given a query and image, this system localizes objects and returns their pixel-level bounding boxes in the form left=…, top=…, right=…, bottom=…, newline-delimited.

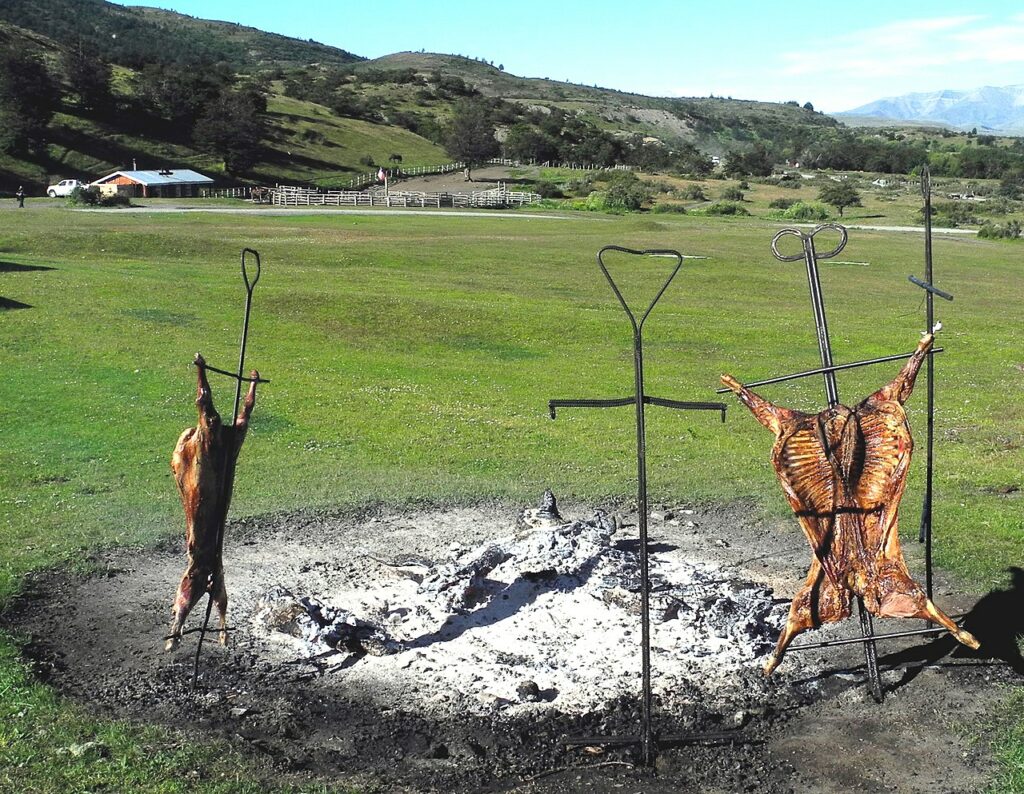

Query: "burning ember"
left=252, top=492, right=788, bottom=715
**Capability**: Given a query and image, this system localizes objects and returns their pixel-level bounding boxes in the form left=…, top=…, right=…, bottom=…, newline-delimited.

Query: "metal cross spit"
left=191, top=248, right=267, bottom=687
left=549, top=245, right=727, bottom=766
left=717, top=222, right=955, bottom=703
left=767, top=224, right=885, bottom=701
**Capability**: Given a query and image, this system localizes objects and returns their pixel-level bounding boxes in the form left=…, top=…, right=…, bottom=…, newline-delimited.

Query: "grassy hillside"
left=0, top=0, right=362, bottom=70
left=362, top=52, right=839, bottom=154
left=0, top=19, right=446, bottom=192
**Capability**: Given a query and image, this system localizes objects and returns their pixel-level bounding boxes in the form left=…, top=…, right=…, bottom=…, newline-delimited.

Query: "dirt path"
left=3, top=499, right=1020, bottom=793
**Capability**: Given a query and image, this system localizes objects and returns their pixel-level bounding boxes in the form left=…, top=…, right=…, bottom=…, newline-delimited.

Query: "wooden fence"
left=201, top=186, right=253, bottom=199
left=264, top=183, right=542, bottom=209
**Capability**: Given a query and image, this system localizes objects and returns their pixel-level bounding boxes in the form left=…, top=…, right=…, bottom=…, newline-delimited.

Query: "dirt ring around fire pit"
left=2, top=497, right=1011, bottom=792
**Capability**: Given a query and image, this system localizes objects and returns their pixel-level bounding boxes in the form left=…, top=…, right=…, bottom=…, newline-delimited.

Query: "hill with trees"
left=2, top=1, right=1024, bottom=195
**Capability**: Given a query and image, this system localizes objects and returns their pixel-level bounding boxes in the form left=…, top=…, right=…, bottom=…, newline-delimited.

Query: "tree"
left=503, top=122, right=559, bottom=163
left=444, top=99, right=498, bottom=178
left=0, top=43, right=59, bottom=153
left=817, top=181, right=862, bottom=217
left=193, top=86, right=267, bottom=175
left=135, top=61, right=232, bottom=135
left=803, top=101, right=815, bottom=112
left=61, top=46, right=112, bottom=112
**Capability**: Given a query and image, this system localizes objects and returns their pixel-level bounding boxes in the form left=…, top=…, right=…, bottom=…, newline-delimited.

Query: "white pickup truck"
left=47, top=179, right=87, bottom=197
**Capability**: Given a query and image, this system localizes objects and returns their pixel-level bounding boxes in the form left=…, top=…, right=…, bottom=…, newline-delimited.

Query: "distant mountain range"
left=837, top=85, right=1024, bottom=133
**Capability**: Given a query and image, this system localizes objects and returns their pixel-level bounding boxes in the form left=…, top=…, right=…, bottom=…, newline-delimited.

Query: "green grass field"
left=1, top=203, right=1021, bottom=790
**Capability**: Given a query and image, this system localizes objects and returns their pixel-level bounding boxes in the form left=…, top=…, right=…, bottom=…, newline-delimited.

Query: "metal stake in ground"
left=549, top=245, right=727, bottom=766
left=910, top=166, right=954, bottom=603
left=192, top=248, right=263, bottom=687
left=770, top=224, right=884, bottom=703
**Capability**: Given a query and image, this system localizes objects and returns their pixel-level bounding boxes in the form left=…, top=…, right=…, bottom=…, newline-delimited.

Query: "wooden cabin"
left=91, top=169, right=214, bottom=198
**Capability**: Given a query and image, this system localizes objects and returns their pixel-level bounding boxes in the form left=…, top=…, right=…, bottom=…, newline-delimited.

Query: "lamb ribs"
left=722, top=333, right=979, bottom=674
left=166, top=354, right=258, bottom=651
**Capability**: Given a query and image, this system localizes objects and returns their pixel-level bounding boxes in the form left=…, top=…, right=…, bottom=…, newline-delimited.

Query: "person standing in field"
left=15, top=186, right=25, bottom=208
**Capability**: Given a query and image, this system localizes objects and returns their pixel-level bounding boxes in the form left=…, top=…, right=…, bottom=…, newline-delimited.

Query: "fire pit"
left=249, top=492, right=787, bottom=717
left=2, top=495, right=1003, bottom=792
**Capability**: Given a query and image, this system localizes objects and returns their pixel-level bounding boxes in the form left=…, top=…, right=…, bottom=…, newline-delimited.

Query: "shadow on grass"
left=879, top=566, right=1024, bottom=687
left=0, top=297, right=32, bottom=310
left=0, top=261, right=56, bottom=273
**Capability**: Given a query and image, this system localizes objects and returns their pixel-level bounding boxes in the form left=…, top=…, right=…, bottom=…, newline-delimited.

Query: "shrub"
left=978, top=198, right=1019, bottom=216
left=100, top=192, right=131, bottom=207
left=563, top=175, right=594, bottom=196
left=769, top=197, right=797, bottom=210
left=738, top=180, right=750, bottom=189
left=603, top=172, right=653, bottom=211
left=702, top=201, right=749, bottom=216
left=651, top=202, right=687, bottom=214
left=978, top=220, right=1022, bottom=239
left=67, top=186, right=100, bottom=206
left=67, top=186, right=131, bottom=208
left=924, top=201, right=979, bottom=227
left=679, top=184, right=707, bottom=200
left=534, top=181, right=564, bottom=199
left=721, top=186, right=745, bottom=201
left=782, top=201, right=830, bottom=221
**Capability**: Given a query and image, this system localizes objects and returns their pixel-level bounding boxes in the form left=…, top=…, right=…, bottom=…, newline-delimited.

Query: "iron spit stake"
left=191, top=248, right=263, bottom=688
left=551, top=245, right=726, bottom=766
left=769, top=224, right=884, bottom=703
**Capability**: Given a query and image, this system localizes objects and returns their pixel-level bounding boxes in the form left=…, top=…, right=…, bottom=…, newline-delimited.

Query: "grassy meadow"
left=0, top=202, right=1021, bottom=790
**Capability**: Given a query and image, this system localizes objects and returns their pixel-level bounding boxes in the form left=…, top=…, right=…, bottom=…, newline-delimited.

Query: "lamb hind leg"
left=765, top=560, right=852, bottom=675
left=166, top=568, right=209, bottom=651
left=878, top=582, right=980, bottom=650
left=211, top=566, right=229, bottom=646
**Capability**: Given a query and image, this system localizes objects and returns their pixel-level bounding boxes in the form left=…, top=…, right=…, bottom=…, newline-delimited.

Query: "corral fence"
left=263, top=183, right=542, bottom=209
left=201, top=186, right=254, bottom=199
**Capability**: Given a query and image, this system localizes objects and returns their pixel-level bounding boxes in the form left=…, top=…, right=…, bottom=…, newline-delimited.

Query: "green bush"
left=602, top=172, right=653, bottom=211
left=533, top=182, right=564, bottom=199
left=721, top=186, right=745, bottom=201
left=769, top=197, right=797, bottom=210
left=977, top=198, right=1019, bottom=216
left=67, top=186, right=100, bottom=206
left=67, top=186, right=131, bottom=208
left=924, top=201, right=979, bottom=227
left=100, top=193, right=131, bottom=207
left=978, top=220, right=1022, bottom=239
left=782, top=201, right=830, bottom=221
left=680, top=184, right=707, bottom=200
left=651, top=202, right=687, bottom=214
left=702, top=201, right=750, bottom=216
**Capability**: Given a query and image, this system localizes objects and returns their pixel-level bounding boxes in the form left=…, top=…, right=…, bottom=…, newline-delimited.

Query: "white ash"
left=252, top=492, right=790, bottom=716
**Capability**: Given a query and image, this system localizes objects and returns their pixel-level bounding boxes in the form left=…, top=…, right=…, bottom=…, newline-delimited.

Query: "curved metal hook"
left=241, top=248, right=261, bottom=293
left=596, top=245, right=684, bottom=332
left=771, top=223, right=848, bottom=262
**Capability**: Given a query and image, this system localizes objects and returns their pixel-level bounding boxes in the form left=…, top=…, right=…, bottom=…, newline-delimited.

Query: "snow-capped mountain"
left=837, top=85, right=1024, bottom=133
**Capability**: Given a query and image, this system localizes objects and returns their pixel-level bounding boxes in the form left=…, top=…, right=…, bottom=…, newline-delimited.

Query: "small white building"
left=91, top=169, right=214, bottom=198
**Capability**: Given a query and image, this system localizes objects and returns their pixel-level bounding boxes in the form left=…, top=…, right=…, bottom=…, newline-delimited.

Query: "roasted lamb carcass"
left=722, top=333, right=979, bottom=674
left=165, top=354, right=258, bottom=651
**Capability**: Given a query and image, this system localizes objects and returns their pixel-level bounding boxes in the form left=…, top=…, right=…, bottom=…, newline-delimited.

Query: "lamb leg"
left=166, top=568, right=209, bottom=651
left=874, top=563, right=980, bottom=650
left=765, top=557, right=852, bottom=675
left=720, top=374, right=798, bottom=435
left=211, top=565, right=229, bottom=646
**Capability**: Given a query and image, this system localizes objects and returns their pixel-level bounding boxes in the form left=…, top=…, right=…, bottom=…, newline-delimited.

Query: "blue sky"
left=111, top=1, right=1024, bottom=111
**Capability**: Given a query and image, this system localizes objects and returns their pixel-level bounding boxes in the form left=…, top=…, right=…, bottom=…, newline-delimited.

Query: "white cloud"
left=778, top=14, right=1024, bottom=81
